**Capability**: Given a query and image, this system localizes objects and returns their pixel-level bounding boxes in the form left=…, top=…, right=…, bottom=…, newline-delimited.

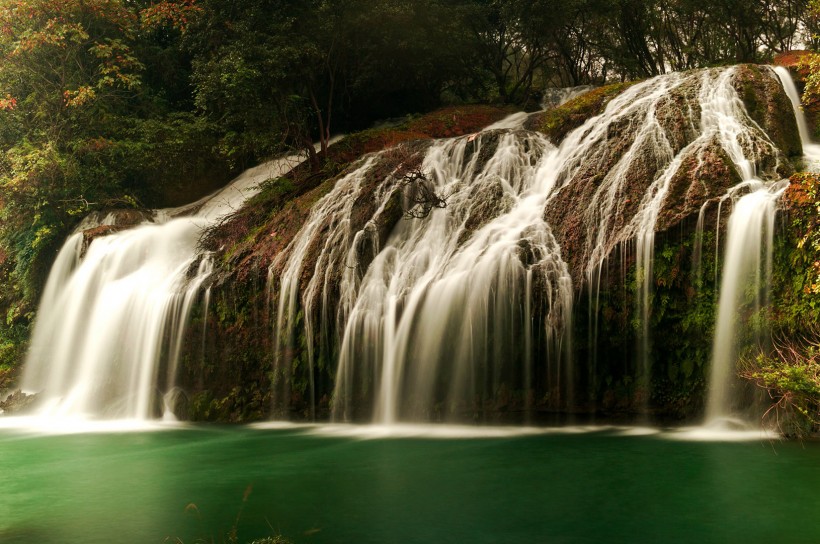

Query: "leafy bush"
left=741, top=338, right=820, bottom=437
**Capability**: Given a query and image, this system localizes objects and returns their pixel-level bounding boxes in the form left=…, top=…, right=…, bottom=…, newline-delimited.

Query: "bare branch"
left=400, top=168, right=448, bottom=220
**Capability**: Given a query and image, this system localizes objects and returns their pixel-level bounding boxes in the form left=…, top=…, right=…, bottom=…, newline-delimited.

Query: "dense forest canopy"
left=0, top=0, right=816, bottom=375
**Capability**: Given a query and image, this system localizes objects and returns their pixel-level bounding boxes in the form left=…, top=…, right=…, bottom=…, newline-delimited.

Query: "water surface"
left=0, top=424, right=817, bottom=543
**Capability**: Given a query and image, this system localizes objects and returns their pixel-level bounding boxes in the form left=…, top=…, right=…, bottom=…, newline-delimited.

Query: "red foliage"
left=785, top=173, right=819, bottom=209
left=0, top=94, right=16, bottom=110
left=407, top=105, right=515, bottom=138
left=139, top=0, right=201, bottom=32
left=774, top=50, right=812, bottom=72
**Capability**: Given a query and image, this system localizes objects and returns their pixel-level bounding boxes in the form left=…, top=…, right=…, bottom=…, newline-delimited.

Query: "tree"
left=189, top=0, right=476, bottom=168
left=461, top=0, right=561, bottom=103
left=0, top=0, right=143, bottom=292
left=0, top=0, right=210, bottom=302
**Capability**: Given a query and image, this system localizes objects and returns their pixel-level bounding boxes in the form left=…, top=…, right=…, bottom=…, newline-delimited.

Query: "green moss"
left=733, top=64, right=802, bottom=161
left=530, top=82, right=638, bottom=144
left=579, top=223, right=717, bottom=420
left=740, top=349, right=820, bottom=437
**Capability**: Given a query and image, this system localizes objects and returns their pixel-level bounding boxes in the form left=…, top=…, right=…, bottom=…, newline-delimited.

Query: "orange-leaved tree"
left=0, top=0, right=204, bottom=351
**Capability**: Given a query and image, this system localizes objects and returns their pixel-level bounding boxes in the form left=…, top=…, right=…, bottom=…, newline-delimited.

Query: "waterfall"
left=270, top=66, right=792, bottom=424
left=705, top=181, right=785, bottom=422
left=17, top=65, right=803, bottom=425
left=775, top=66, right=820, bottom=166
left=703, top=67, right=812, bottom=423
left=271, top=133, right=575, bottom=422
left=21, top=153, right=310, bottom=420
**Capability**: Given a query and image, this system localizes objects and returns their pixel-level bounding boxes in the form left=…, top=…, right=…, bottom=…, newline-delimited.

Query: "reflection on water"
left=0, top=425, right=817, bottom=543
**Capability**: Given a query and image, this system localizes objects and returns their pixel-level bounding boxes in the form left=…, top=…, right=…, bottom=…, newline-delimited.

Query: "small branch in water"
left=401, top=168, right=447, bottom=219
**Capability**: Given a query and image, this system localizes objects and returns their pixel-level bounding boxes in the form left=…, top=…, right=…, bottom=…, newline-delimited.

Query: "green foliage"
left=771, top=173, right=820, bottom=331
left=756, top=173, right=820, bottom=436
left=741, top=342, right=820, bottom=437
left=466, top=0, right=809, bottom=92
left=188, top=0, right=479, bottom=163
left=585, top=226, right=717, bottom=418
left=535, top=82, right=638, bottom=143
left=0, top=0, right=234, bottom=379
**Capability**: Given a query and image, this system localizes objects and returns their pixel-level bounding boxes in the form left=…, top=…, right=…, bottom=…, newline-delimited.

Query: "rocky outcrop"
left=544, top=66, right=798, bottom=281
left=0, top=389, right=36, bottom=414
left=733, top=64, right=802, bottom=163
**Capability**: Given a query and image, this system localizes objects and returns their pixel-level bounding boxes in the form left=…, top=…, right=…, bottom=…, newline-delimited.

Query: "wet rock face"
left=77, top=209, right=156, bottom=258
left=655, top=142, right=742, bottom=230
left=75, top=209, right=153, bottom=231
left=733, top=64, right=803, bottom=161
left=80, top=225, right=122, bottom=258
left=543, top=66, right=799, bottom=281
left=0, top=389, right=36, bottom=415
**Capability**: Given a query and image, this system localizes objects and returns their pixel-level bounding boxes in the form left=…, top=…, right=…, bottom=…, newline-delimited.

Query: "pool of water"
left=0, top=423, right=817, bottom=543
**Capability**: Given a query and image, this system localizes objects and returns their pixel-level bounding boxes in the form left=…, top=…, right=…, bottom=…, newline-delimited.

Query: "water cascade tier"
left=19, top=65, right=806, bottom=423
left=701, top=67, right=820, bottom=423
left=21, top=155, right=311, bottom=420
left=266, top=65, right=800, bottom=423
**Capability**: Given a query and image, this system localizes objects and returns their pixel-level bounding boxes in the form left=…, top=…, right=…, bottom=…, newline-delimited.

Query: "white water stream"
left=271, top=66, right=797, bottom=423
left=702, top=68, right=815, bottom=423
left=21, top=152, right=311, bottom=420
left=705, top=181, right=785, bottom=422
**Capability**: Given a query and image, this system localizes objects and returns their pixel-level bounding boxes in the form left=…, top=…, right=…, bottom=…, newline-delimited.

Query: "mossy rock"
left=525, top=82, right=639, bottom=145
left=733, top=64, right=802, bottom=161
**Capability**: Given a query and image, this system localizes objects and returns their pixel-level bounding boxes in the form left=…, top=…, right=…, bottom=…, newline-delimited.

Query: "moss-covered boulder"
left=733, top=64, right=802, bottom=162
left=525, top=82, right=638, bottom=145
left=544, top=66, right=797, bottom=281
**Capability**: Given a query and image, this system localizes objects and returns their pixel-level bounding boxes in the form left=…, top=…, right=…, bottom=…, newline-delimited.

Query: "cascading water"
left=775, top=66, right=820, bottom=166
left=16, top=64, right=806, bottom=426
left=270, top=65, right=797, bottom=424
left=350, top=134, right=573, bottom=423
left=272, top=133, right=575, bottom=423
left=703, top=68, right=815, bottom=423
left=21, top=153, right=310, bottom=420
left=705, top=181, right=786, bottom=422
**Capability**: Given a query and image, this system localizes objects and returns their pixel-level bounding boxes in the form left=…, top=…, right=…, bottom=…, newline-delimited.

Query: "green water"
left=0, top=424, right=818, bottom=543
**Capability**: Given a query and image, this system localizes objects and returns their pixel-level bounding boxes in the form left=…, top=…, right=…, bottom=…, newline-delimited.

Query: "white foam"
left=0, top=415, right=187, bottom=435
